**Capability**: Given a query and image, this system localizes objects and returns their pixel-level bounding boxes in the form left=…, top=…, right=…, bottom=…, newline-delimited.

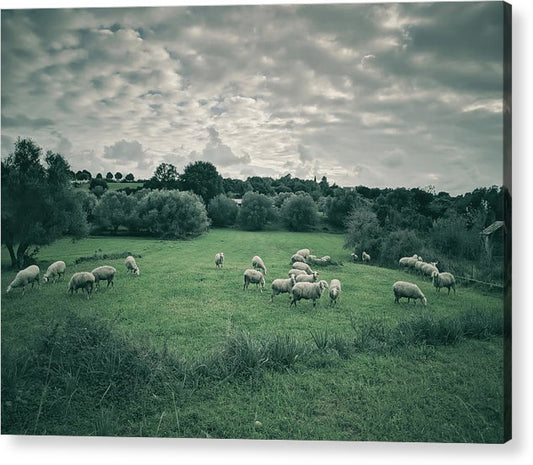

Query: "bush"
left=133, top=190, right=210, bottom=238
left=207, top=194, right=239, bottom=227
left=92, top=191, right=135, bottom=234
left=343, top=206, right=383, bottom=257
left=379, top=229, right=425, bottom=266
left=280, top=193, right=318, bottom=231
left=238, top=192, right=274, bottom=231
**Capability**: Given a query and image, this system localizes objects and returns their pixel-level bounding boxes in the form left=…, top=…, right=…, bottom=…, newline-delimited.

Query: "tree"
left=75, top=169, right=92, bottom=181
left=238, top=192, right=274, bottom=231
left=125, top=173, right=134, bottom=182
left=178, top=161, right=223, bottom=204
left=279, top=193, right=319, bottom=231
left=96, top=173, right=103, bottom=179
left=133, top=190, right=210, bottom=238
left=1, top=138, right=89, bottom=268
left=207, top=194, right=239, bottom=227
left=92, top=191, right=135, bottom=234
left=106, top=172, right=114, bottom=181
left=146, top=162, right=179, bottom=189
left=89, top=177, right=108, bottom=197
left=115, top=172, right=123, bottom=181
left=343, top=206, right=383, bottom=258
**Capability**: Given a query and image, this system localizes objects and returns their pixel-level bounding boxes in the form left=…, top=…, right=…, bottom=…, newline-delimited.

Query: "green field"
left=1, top=230, right=505, bottom=441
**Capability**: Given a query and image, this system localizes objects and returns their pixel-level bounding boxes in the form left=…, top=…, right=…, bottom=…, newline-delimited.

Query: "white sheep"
left=6, top=265, right=40, bottom=295
left=362, top=251, right=371, bottom=263
left=296, top=248, right=311, bottom=259
left=215, top=252, right=225, bottom=268
left=291, top=261, right=314, bottom=274
left=329, top=279, right=342, bottom=305
left=252, top=255, right=267, bottom=276
left=431, top=271, right=456, bottom=294
left=421, top=262, right=439, bottom=279
left=392, top=281, right=427, bottom=306
left=350, top=253, right=358, bottom=262
left=68, top=272, right=96, bottom=299
left=288, top=268, right=308, bottom=277
left=243, top=269, right=265, bottom=292
left=290, top=253, right=306, bottom=264
left=295, top=271, right=319, bottom=283
left=43, top=261, right=66, bottom=283
left=399, top=255, right=419, bottom=268
left=125, top=256, right=140, bottom=275
left=91, top=266, right=117, bottom=290
left=290, top=280, right=329, bottom=308
left=270, top=275, right=296, bottom=302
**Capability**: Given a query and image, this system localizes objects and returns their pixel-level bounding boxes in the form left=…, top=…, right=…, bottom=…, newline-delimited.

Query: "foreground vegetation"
left=1, top=230, right=505, bottom=442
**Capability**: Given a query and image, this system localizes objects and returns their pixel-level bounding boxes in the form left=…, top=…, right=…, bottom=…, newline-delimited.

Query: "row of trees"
left=74, top=170, right=135, bottom=182
left=2, top=139, right=505, bottom=281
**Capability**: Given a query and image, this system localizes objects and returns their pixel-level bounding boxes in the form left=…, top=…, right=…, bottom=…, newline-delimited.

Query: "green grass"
left=1, top=229, right=505, bottom=441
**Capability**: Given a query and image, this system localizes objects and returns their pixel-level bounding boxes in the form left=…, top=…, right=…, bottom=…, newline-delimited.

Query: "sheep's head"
left=43, top=275, right=49, bottom=283
left=431, top=270, right=438, bottom=279
left=421, top=296, right=428, bottom=306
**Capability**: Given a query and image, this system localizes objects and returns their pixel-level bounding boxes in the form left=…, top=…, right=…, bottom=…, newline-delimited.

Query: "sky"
left=1, top=1, right=508, bottom=195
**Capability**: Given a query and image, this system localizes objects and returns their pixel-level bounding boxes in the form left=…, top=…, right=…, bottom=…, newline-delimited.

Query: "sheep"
left=295, top=248, right=311, bottom=259
left=350, top=253, right=358, bottom=262
left=288, top=269, right=308, bottom=277
left=290, top=253, right=306, bottom=264
left=431, top=271, right=456, bottom=294
left=91, top=266, right=117, bottom=290
left=243, top=269, right=265, bottom=292
left=295, top=271, right=319, bottom=283
left=43, top=261, right=66, bottom=283
left=6, top=265, right=40, bottom=295
left=421, top=262, right=439, bottom=279
left=392, top=281, right=427, bottom=306
left=68, top=272, right=96, bottom=299
left=399, top=255, right=420, bottom=269
left=125, top=256, right=140, bottom=276
left=362, top=251, right=371, bottom=263
left=414, top=260, right=426, bottom=274
left=329, top=279, right=342, bottom=305
left=270, top=275, right=296, bottom=302
left=290, top=280, right=329, bottom=308
left=291, top=261, right=315, bottom=274
left=252, top=255, right=267, bottom=276
left=215, top=252, right=225, bottom=268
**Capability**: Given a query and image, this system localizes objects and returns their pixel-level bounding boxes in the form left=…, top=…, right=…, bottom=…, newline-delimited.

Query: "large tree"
left=178, top=160, right=223, bottom=204
left=1, top=138, right=89, bottom=268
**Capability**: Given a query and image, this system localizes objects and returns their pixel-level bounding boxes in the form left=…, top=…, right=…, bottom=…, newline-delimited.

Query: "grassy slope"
left=0, top=230, right=504, bottom=441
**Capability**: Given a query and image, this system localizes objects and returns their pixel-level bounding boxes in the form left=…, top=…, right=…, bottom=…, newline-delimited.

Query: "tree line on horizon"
left=2, top=138, right=507, bottom=283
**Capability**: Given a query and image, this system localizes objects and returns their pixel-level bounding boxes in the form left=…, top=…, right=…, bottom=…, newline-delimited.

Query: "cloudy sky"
left=1, top=1, right=507, bottom=194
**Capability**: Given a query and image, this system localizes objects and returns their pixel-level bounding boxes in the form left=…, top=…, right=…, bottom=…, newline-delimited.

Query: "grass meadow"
left=1, top=229, right=505, bottom=442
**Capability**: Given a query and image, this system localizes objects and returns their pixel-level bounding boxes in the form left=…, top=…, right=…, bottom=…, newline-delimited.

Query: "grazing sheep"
left=329, top=279, right=342, bottom=305
left=362, top=251, right=371, bottom=263
left=125, top=256, right=140, bottom=275
left=291, top=261, right=314, bottom=274
left=421, top=262, right=439, bottom=279
left=290, top=280, right=329, bottom=308
left=43, top=261, right=66, bottom=283
left=252, top=255, right=267, bottom=276
left=392, top=281, right=427, bottom=306
left=270, top=275, right=296, bottom=302
left=288, top=269, right=308, bottom=277
left=291, top=253, right=306, bottom=264
left=6, top=265, right=40, bottom=295
left=296, top=248, right=311, bottom=259
left=350, top=253, right=358, bottom=262
left=295, top=271, right=319, bottom=283
left=68, top=272, right=96, bottom=299
left=91, top=266, right=117, bottom=290
left=399, top=255, right=420, bottom=269
left=414, top=260, right=426, bottom=274
left=243, top=269, right=265, bottom=292
left=431, top=271, right=456, bottom=294
left=215, top=252, right=225, bottom=268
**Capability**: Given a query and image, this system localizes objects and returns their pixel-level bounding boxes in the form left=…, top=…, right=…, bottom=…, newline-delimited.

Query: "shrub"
left=92, top=191, right=135, bottom=234
left=133, top=190, right=210, bottom=238
left=238, top=192, right=274, bottom=231
left=344, top=206, right=383, bottom=257
left=207, top=194, right=239, bottom=227
left=280, top=193, right=319, bottom=231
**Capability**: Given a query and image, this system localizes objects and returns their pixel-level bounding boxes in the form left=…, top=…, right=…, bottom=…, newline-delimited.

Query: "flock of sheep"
left=6, top=247, right=456, bottom=310
left=218, top=248, right=342, bottom=308
left=393, top=254, right=456, bottom=307
left=5, top=256, right=140, bottom=299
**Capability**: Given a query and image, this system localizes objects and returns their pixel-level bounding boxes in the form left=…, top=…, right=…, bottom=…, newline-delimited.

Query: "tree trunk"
left=16, top=242, right=29, bottom=270
left=6, top=243, right=17, bottom=268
